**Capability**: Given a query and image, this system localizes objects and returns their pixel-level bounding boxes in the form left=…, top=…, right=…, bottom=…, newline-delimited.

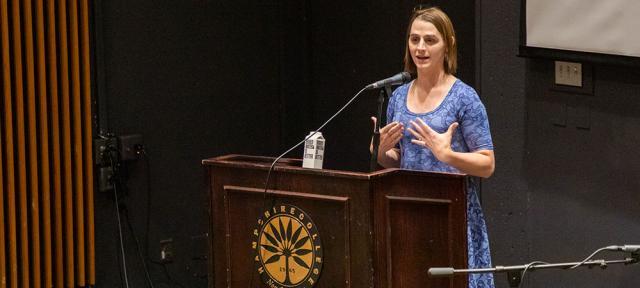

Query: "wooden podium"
left=203, top=154, right=468, bottom=288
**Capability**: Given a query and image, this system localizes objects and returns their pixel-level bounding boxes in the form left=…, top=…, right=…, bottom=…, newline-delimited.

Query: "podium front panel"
left=205, top=155, right=467, bottom=288
left=372, top=170, right=468, bottom=288
left=206, top=157, right=374, bottom=288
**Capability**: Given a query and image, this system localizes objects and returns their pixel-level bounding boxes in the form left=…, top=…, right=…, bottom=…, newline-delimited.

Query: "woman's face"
left=408, top=19, right=446, bottom=73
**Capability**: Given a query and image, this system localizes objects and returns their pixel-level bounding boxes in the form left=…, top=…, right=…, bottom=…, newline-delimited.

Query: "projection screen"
left=526, top=0, right=640, bottom=58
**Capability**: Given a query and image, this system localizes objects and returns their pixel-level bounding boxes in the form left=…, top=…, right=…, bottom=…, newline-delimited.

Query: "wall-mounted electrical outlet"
left=160, top=238, right=174, bottom=263
left=555, top=61, right=582, bottom=87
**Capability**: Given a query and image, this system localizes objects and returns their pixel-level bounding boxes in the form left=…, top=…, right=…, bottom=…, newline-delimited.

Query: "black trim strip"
left=518, top=46, right=640, bottom=67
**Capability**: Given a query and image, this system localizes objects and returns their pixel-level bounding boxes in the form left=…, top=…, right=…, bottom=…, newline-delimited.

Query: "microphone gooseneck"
left=365, top=72, right=412, bottom=90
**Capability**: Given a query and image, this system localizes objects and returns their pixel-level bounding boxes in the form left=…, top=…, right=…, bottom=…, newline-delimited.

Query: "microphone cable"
left=517, top=261, right=549, bottom=288
left=569, top=245, right=620, bottom=269
left=262, top=86, right=368, bottom=196
left=248, top=85, right=369, bottom=288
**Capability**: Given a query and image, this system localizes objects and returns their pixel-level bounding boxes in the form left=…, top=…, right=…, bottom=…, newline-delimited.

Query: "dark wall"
left=94, top=0, right=639, bottom=287
left=478, top=1, right=530, bottom=287
left=481, top=1, right=640, bottom=287
left=520, top=61, right=640, bottom=286
left=95, top=1, right=284, bottom=286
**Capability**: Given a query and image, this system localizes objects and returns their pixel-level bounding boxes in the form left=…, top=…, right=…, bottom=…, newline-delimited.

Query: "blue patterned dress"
left=387, top=79, right=495, bottom=288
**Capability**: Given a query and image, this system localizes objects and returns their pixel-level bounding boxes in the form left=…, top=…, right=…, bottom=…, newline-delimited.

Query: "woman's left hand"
left=407, top=118, right=459, bottom=163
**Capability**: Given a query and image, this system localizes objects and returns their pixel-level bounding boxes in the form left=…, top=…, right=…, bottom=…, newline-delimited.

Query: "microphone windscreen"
left=428, top=267, right=454, bottom=277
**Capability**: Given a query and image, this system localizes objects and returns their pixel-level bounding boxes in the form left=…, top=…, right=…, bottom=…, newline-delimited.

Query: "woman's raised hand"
left=408, top=118, right=458, bottom=162
left=371, top=117, right=404, bottom=156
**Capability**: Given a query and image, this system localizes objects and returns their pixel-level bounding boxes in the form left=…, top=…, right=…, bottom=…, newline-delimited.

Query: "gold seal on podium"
left=252, top=204, right=323, bottom=288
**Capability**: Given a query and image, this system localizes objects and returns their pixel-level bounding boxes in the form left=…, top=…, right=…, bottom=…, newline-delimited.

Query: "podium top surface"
left=202, top=154, right=466, bottom=180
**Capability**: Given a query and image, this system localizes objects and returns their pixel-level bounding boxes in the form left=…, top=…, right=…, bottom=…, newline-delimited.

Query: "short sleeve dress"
left=386, top=79, right=495, bottom=288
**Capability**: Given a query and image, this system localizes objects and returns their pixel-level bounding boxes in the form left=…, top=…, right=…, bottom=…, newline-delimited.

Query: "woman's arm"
left=407, top=119, right=495, bottom=178
left=377, top=148, right=402, bottom=168
left=370, top=117, right=403, bottom=168
left=438, top=149, right=494, bottom=178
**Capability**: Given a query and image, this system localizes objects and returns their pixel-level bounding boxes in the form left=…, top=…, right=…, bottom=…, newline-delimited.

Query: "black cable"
left=110, top=154, right=131, bottom=288
left=138, top=147, right=188, bottom=288
left=100, top=135, right=126, bottom=288
left=121, top=144, right=157, bottom=288
left=123, top=206, right=156, bottom=288
left=143, top=151, right=152, bottom=261
left=139, top=146, right=187, bottom=288
left=107, top=138, right=158, bottom=288
left=138, top=147, right=157, bottom=288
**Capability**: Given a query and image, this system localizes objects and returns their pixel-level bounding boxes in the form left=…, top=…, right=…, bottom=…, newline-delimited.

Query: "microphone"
left=427, top=267, right=454, bottom=277
left=608, top=245, right=640, bottom=252
left=365, top=72, right=412, bottom=90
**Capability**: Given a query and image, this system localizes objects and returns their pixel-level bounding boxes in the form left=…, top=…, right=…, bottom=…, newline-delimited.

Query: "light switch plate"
left=555, top=61, right=582, bottom=87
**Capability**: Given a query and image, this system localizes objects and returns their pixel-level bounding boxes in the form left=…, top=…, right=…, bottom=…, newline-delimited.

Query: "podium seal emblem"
left=252, top=204, right=323, bottom=288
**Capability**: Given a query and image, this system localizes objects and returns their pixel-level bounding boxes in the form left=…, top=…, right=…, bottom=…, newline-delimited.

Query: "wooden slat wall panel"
left=56, top=0, right=75, bottom=285
left=45, top=0, right=64, bottom=287
left=0, top=114, right=4, bottom=288
left=1, top=0, right=11, bottom=287
left=10, top=0, right=30, bottom=286
left=68, top=0, right=85, bottom=284
left=0, top=0, right=96, bottom=287
left=35, top=0, right=52, bottom=286
left=80, top=0, right=95, bottom=283
left=0, top=93, right=5, bottom=288
left=1, top=0, right=18, bottom=287
left=22, top=0, right=41, bottom=286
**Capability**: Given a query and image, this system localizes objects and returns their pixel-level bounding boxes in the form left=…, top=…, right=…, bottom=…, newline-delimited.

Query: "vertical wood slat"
left=44, top=0, right=62, bottom=287
left=0, top=1, right=18, bottom=287
left=34, top=0, right=52, bottom=286
left=0, top=108, right=4, bottom=288
left=0, top=92, right=5, bottom=288
left=10, top=0, right=30, bottom=286
left=80, top=0, right=95, bottom=283
left=22, top=0, right=42, bottom=286
left=56, top=0, right=76, bottom=285
left=0, top=0, right=10, bottom=286
left=2, top=0, right=95, bottom=286
left=46, top=0, right=65, bottom=286
left=68, top=0, right=86, bottom=284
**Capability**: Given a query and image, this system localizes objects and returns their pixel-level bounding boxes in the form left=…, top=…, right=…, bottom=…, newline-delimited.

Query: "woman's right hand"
left=371, top=117, right=404, bottom=156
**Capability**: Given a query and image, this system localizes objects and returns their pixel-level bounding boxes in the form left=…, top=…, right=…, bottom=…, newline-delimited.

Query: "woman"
left=373, top=7, right=495, bottom=288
